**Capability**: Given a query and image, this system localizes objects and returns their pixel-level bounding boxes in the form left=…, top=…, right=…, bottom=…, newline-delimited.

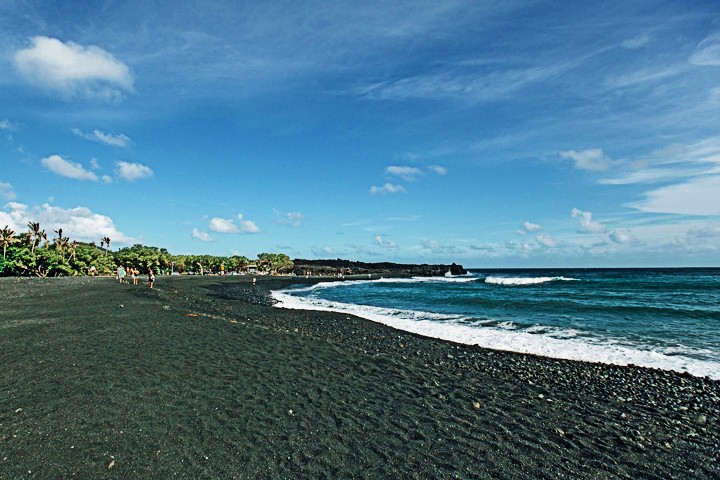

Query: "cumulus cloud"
left=237, top=214, right=261, bottom=233
left=14, top=36, right=134, bottom=101
left=571, top=208, right=606, bottom=233
left=522, top=221, right=541, bottom=232
left=0, top=201, right=133, bottom=244
left=116, top=161, right=153, bottom=181
left=209, top=214, right=260, bottom=234
left=41, top=155, right=98, bottom=181
left=0, top=181, right=16, bottom=200
left=386, top=165, right=423, bottom=181
left=609, top=229, right=634, bottom=244
left=690, top=32, right=720, bottom=66
left=209, top=217, right=239, bottom=233
left=73, top=128, right=131, bottom=147
left=374, top=234, right=398, bottom=248
left=370, top=183, right=406, bottom=195
left=192, top=228, right=212, bottom=241
left=560, top=149, right=615, bottom=171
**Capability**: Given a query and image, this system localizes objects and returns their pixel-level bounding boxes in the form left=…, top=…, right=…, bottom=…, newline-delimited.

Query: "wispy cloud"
left=275, top=210, right=304, bottom=227
left=0, top=181, right=16, bottom=200
left=689, top=32, right=720, bottom=66
left=41, top=155, right=98, bottom=181
left=559, top=149, right=616, bottom=171
left=621, top=34, right=650, bottom=50
left=357, top=63, right=567, bottom=103
left=73, top=128, right=131, bottom=147
left=374, top=234, right=398, bottom=248
left=13, top=36, right=134, bottom=101
left=370, top=183, right=406, bottom=195
left=630, top=175, right=720, bottom=216
left=386, top=165, right=423, bottom=181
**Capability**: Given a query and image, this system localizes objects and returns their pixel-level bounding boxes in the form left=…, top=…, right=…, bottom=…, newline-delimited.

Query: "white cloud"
left=428, top=164, right=447, bottom=175
left=14, top=36, right=134, bottom=101
left=690, top=32, right=720, bottom=66
left=374, top=234, right=398, bottom=248
left=0, top=201, right=133, bottom=244
left=609, top=229, right=633, bottom=244
left=621, top=34, right=650, bottom=50
left=386, top=165, right=423, bottom=181
left=559, top=149, right=615, bottom=171
left=41, top=155, right=98, bottom=181
left=629, top=175, right=720, bottom=215
left=688, top=223, right=720, bottom=238
left=209, top=214, right=260, bottom=234
left=73, top=128, right=131, bottom=147
left=536, top=234, right=561, bottom=248
left=0, top=181, right=16, bottom=200
left=209, top=217, right=239, bottom=233
left=0, top=119, right=12, bottom=130
left=116, top=161, right=153, bottom=181
left=370, top=183, right=406, bottom=195
left=101, top=175, right=113, bottom=184
left=523, top=221, right=541, bottom=232
left=571, top=208, right=606, bottom=233
left=192, top=228, right=212, bottom=241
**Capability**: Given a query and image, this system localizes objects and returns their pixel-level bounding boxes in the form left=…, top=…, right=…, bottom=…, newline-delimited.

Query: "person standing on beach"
left=131, top=266, right=138, bottom=285
left=117, top=265, right=126, bottom=284
left=148, top=268, right=155, bottom=289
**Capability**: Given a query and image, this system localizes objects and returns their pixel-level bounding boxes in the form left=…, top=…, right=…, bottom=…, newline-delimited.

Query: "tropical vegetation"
left=0, top=222, right=293, bottom=277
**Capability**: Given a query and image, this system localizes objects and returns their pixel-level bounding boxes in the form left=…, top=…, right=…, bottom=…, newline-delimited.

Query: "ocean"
left=272, top=268, right=720, bottom=380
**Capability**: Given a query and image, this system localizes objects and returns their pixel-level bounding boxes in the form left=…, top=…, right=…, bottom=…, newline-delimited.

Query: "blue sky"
left=1, top=0, right=719, bottom=267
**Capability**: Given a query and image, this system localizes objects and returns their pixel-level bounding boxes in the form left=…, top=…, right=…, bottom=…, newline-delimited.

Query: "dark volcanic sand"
left=0, top=276, right=718, bottom=479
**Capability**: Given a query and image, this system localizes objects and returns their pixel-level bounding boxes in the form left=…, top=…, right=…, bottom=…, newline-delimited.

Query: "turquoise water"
left=272, top=268, right=720, bottom=379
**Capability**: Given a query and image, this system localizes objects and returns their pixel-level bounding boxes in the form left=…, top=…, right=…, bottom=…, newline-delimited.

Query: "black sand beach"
left=1, top=275, right=718, bottom=479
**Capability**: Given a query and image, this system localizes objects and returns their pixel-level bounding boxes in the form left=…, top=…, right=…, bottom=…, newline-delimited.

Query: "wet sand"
left=1, top=275, right=718, bottom=479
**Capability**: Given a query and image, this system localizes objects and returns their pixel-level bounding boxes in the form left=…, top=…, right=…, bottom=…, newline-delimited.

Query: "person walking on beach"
left=117, top=265, right=126, bottom=284
left=131, top=266, right=139, bottom=285
left=148, top=268, right=155, bottom=289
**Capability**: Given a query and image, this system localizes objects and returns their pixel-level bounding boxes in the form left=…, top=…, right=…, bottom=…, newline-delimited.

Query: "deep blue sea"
left=272, top=268, right=720, bottom=379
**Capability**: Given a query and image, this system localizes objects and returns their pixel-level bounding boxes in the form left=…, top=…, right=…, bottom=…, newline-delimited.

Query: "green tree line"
left=0, top=223, right=293, bottom=277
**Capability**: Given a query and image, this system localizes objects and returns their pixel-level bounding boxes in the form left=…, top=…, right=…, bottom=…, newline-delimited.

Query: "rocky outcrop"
left=291, top=259, right=467, bottom=277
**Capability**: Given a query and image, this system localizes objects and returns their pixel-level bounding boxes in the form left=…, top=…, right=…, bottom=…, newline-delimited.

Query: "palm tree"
left=1, top=225, right=19, bottom=260
left=101, top=236, right=111, bottom=256
left=55, top=236, right=69, bottom=259
left=68, top=240, right=78, bottom=262
left=27, top=222, right=42, bottom=252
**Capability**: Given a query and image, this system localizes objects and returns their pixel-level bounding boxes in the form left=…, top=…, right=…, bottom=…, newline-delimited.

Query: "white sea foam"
left=271, top=289, right=720, bottom=380
left=484, top=276, right=578, bottom=286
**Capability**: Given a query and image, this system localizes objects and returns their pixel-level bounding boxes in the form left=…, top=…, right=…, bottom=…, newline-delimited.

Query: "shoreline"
left=1, top=275, right=718, bottom=479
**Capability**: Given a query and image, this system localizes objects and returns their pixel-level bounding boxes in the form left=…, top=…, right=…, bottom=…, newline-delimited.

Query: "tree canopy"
left=0, top=223, right=291, bottom=277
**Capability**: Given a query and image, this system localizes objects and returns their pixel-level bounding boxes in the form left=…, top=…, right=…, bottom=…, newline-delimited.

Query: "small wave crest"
left=484, top=276, right=578, bottom=286
left=270, top=289, right=719, bottom=380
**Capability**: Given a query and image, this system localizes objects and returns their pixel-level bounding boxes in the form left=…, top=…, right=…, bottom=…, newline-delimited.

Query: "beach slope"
left=1, top=276, right=718, bottom=479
